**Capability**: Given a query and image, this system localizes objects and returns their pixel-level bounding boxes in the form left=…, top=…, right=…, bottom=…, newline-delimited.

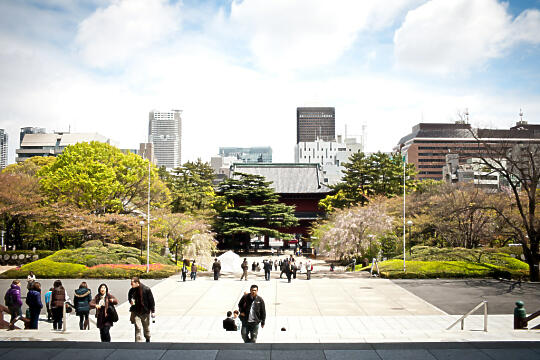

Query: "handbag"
left=107, top=304, right=119, bottom=323
left=65, top=303, right=72, bottom=313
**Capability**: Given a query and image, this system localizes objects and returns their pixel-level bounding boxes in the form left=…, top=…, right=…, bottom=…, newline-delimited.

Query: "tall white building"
left=294, top=136, right=363, bottom=185
left=148, top=110, right=182, bottom=169
left=0, top=129, right=7, bottom=170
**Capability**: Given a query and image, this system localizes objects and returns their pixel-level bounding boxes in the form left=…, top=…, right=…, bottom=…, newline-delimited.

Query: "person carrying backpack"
left=25, top=282, right=43, bottom=329
left=4, top=280, right=23, bottom=330
left=90, top=283, right=118, bottom=342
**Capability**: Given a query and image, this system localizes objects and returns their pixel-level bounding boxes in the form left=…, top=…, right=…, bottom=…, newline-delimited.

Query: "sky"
left=1, top=0, right=540, bottom=165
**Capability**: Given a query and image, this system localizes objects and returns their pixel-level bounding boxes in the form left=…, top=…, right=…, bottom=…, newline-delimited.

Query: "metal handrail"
left=370, top=258, right=380, bottom=276
left=447, top=300, right=488, bottom=332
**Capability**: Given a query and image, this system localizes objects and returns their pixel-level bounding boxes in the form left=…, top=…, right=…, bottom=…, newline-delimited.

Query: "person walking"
left=263, top=259, right=272, bottom=281
left=212, top=258, right=221, bottom=280
left=238, top=285, right=266, bottom=343
left=90, top=283, right=118, bottom=342
left=222, top=311, right=237, bottom=331
left=25, top=281, right=43, bottom=329
left=279, top=259, right=285, bottom=279
left=292, top=260, right=298, bottom=279
left=128, top=277, right=155, bottom=342
left=44, top=287, right=53, bottom=322
left=74, top=282, right=92, bottom=330
left=240, top=258, right=249, bottom=281
left=5, top=280, right=23, bottom=330
left=274, top=260, right=278, bottom=271
left=284, top=260, right=292, bottom=283
left=306, top=260, right=312, bottom=280
left=51, top=280, right=66, bottom=331
left=181, top=260, right=188, bottom=282
left=190, top=260, right=197, bottom=280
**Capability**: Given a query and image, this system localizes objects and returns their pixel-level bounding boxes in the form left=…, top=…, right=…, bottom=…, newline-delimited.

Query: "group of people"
left=180, top=259, right=198, bottom=282
left=239, top=256, right=313, bottom=282
left=222, top=284, right=266, bottom=343
left=4, top=275, right=156, bottom=343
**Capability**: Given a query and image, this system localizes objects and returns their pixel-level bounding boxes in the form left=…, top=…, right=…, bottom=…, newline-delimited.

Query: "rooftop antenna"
left=519, top=108, right=524, bottom=122
left=464, top=108, right=469, bottom=124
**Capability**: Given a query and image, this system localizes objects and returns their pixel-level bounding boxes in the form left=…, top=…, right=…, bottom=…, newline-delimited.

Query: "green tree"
left=169, top=159, right=217, bottom=215
left=320, top=152, right=416, bottom=210
left=2, top=156, right=56, bottom=177
left=39, top=142, right=170, bottom=214
left=214, top=172, right=298, bottom=249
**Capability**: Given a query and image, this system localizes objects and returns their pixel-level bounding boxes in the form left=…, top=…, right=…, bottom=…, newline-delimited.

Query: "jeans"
left=131, top=312, right=151, bottom=342
left=9, top=306, right=21, bottom=324
left=240, top=270, right=248, bottom=280
left=191, top=272, right=197, bottom=280
left=78, top=312, right=89, bottom=330
left=182, top=271, right=187, bottom=281
left=307, top=270, right=311, bottom=280
left=29, top=308, right=40, bottom=329
left=265, top=270, right=270, bottom=281
left=100, top=325, right=111, bottom=342
left=214, top=271, right=219, bottom=280
left=241, top=321, right=260, bottom=343
left=52, top=307, right=63, bottom=330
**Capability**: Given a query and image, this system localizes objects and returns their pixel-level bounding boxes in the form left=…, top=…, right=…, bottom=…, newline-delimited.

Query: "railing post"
left=484, top=301, right=488, bottom=332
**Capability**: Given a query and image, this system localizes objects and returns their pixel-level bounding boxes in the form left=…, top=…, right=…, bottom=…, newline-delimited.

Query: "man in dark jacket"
left=263, top=259, right=272, bottom=281
left=223, top=311, right=237, bottom=331
left=212, top=258, right=221, bottom=280
left=128, top=277, right=155, bottom=342
left=238, top=284, right=266, bottom=343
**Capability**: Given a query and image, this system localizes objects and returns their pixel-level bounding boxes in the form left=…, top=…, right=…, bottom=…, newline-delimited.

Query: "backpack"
left=4, top=290, right=13, bottom=307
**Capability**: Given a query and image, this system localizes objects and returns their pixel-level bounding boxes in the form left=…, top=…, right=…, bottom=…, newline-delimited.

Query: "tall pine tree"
left=214, top=173, right=298, bottom=249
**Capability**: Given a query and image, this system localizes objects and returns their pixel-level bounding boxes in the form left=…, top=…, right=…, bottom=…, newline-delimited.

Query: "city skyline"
left=1, top=0, right=540, bottom=166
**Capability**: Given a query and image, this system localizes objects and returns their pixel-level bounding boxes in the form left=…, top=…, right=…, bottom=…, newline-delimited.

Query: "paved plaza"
left=1, top=272, right=539, bottom=343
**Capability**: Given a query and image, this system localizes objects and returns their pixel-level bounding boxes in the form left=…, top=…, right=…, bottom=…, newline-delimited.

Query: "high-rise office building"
left=395, top=120, right=540, bottom=181
left=0, top=129, right=8, bottom=170
left=297, top=107, right=335, bottom=143
left=16, top=131, right=117, bottom=162
left=148, top=110, right=182, bottom=169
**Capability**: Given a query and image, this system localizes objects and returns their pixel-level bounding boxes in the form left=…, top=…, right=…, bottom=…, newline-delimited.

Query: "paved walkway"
left=1, top=274, right=539, bottom=343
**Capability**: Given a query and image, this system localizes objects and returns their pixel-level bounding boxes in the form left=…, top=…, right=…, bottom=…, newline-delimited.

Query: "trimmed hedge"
left=359, top=259, right=528, bottom=279
left=0, top=260, right=177, bottom=279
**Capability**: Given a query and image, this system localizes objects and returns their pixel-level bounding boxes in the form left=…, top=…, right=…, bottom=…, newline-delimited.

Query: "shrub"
left=360, top=259, right=528, bottom=279
left=81, top=240, right=103, bottom=248
left=0, top=258, right=86, bottom=279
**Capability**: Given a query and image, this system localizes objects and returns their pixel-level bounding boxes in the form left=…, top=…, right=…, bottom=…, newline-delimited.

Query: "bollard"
left=514, top=301, right=527, bottom=329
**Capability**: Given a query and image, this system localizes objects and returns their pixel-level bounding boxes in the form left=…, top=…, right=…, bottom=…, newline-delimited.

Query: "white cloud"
left=75, top=0, right=181, bottom=68
left=394, top=0, right=540, bottom=74
left=229, top=0, right=422, bottom=71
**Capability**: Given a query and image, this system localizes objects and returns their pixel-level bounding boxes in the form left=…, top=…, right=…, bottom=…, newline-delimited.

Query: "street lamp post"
left=402, top=154, right=406, bottom=272
left=407, top=220, right=413, bottom=256
left=139, top=221, right=144, bottom=257
left=146, top=159, right=151, bottom=273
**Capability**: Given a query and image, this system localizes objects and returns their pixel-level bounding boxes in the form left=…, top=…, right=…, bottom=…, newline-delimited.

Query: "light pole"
left=407, top=220, right=413, bottom=256
left=146, top=159, right=151, bottom=273
left=139, top=221, right=144, bottom=257
left=402, top=154, right=406, bottom=272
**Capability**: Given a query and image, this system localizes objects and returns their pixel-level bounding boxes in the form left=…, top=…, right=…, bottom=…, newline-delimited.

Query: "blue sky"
left=1, top=0, right=540, bottom=165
